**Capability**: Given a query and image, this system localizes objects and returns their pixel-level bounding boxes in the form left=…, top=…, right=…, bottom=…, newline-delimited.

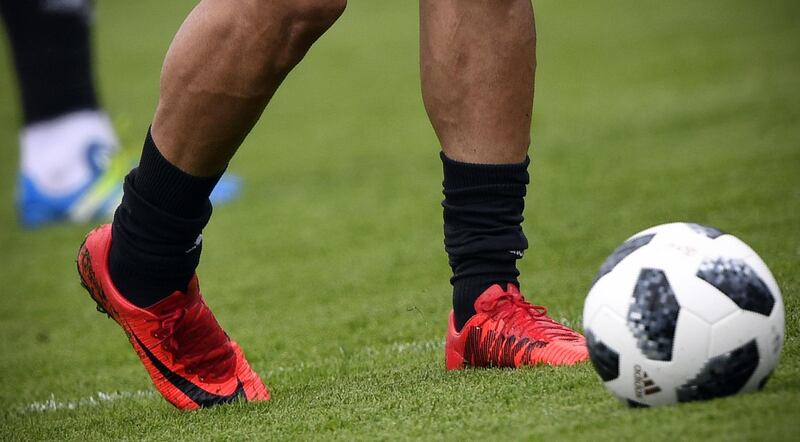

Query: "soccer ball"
left=583, top=222, right=784, bottom=407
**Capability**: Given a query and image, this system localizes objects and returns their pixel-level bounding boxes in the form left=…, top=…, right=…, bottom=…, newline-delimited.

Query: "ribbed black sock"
left=108, top=129, right=223, bottom=308
left=441, top=152, right=530, bottom=331
left=0, top=0, right=98, bottom=124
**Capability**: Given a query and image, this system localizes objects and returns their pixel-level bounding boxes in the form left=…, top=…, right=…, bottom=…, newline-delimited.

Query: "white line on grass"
left=20, top=338, right=444, bottom=414
left=24, top=390, right=157, bottom=413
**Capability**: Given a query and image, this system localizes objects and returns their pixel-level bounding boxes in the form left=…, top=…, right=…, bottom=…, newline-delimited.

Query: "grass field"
left=1, top=0, right=799, bottom=440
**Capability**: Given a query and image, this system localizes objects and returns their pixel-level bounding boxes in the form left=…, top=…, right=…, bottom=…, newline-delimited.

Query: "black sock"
left=441, top=152, right=530, bottom=331
left=108, top=129, right=223, bottom=308
left=0, top=0, right=98, bottom=124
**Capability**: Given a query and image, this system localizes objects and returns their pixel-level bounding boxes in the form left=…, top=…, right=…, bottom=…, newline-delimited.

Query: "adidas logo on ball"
left=633, top=365, right=661, bottom=398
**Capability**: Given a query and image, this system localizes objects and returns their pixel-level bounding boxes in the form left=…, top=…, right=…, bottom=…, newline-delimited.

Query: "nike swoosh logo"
left=131, top=333, right=245, bottom=407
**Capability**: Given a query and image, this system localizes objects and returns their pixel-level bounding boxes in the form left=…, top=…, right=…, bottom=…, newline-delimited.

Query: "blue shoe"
left=210, top=173, right=242, bottom=207
left=17, top=143, right=243, bottom=228
left=16, top=141, right=128, bottom=228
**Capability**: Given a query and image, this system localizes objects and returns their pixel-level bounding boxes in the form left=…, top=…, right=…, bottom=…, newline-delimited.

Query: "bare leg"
left=420, top=0, right=536, bottom=164
left=423, top=0, right=537, bottom=332
left=108, top=0, right=346, bottom=306
left=152, top=0, right=347, bottom=176
left=81, top=0, right=348, bottom=409
left=425, top=2, right=589, bottom=368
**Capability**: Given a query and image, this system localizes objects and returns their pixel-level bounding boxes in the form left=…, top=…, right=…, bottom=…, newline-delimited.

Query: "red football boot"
left=446, top=284, right=588, bottom=369
left=77, top=224, right=269, bottom=409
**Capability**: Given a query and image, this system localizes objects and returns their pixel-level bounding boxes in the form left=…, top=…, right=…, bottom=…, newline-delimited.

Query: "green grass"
left=1, top=0, right=798, bottom=440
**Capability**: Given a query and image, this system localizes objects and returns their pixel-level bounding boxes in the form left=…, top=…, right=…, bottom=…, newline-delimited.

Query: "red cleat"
left=446, top=284, right=589, bottom=369
left=77, top=224, right=269, bottom=409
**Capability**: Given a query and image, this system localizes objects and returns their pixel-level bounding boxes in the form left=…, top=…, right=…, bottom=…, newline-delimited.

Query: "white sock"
left=21, top=110, right=119, bottom=197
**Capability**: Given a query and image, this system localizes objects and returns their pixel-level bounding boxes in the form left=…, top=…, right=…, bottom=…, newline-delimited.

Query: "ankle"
left=108, top=129, right=219, bottom=307
left=453, top=276, right=518, bottom=331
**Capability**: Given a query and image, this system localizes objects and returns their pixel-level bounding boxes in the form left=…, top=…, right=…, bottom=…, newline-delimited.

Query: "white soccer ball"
left=583, top=222, right=784, bottom=407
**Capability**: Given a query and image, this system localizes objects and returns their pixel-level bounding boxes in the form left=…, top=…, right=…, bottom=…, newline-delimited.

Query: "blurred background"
left=0, top=0, right=798, bottom=439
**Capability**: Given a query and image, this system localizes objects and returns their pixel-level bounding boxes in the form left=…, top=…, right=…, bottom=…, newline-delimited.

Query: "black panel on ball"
left=697, top=258, right=775, bottom=316
left=586, top=329, right=620, bottom=382
left=627, top=268, right=680, bottom=362
left=687, top=223, right=726, bottom=239
left=626, top=399, right=650, bottom=408
left=592, top=234, right=655, bottom=285
left=676, top=340, right=760, bottom=402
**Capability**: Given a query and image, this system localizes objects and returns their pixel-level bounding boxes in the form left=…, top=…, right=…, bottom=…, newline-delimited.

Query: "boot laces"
left=484, top=290, right=582, bottom=342
left=151, top=300, right=236, bottom=383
